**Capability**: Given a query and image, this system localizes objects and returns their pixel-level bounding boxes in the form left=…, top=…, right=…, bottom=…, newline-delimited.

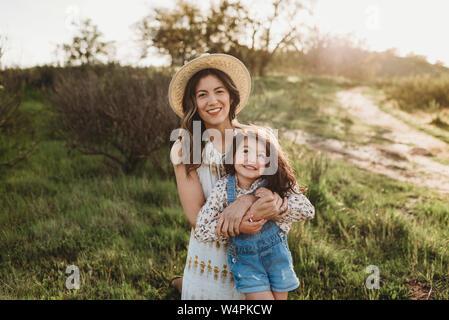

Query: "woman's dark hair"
left=224, top=129, right=306, bottom=197
left=180, top=68, right=241, bottom=174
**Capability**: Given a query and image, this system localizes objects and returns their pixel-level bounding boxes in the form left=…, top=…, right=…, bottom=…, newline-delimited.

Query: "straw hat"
left=168, top=53, right=251, bottom=118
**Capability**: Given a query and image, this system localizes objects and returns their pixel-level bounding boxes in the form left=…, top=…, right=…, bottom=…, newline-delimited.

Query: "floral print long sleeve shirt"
left=194, top=175, right=315, bottom=242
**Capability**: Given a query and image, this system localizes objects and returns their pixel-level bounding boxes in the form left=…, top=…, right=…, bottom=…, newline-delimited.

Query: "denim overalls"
left=226, top=175, right=300, bottom=294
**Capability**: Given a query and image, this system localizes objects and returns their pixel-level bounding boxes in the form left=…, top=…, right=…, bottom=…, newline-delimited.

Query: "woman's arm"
left=215, top=191, right=287, bottom=238
left=245, top=192, right=285, bottom=221
left=172, top=141, right=205, bottom=227
left=173, top=164, right=205, bottom=227
left=215, top=194, right=258, bottom=238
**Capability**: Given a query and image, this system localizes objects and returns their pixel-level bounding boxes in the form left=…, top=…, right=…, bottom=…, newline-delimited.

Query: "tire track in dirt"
left=284, top=87, right=449, bottom=194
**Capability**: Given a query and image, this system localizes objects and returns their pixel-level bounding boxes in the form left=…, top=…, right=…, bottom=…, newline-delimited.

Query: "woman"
left=169, top=53, right=287, bottom=300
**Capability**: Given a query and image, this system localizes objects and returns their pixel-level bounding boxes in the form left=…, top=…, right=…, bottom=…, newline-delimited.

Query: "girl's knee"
left=244, top=291, right=275, bottom=300
left=272, top=291, right=288, bottom=300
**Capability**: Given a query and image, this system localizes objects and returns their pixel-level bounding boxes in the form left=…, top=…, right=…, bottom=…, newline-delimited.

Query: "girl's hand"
left=239, top=215, right=266, bottom=235
left=215, top=194, right=256, bottom=238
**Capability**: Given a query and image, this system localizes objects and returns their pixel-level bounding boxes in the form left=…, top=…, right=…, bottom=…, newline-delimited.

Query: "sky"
left=0, top=0, right=448, bottom=68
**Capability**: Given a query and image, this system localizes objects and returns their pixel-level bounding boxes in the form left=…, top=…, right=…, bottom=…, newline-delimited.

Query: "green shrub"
left=380, top=74, right=449, bottom=111
left=0, top=76, right=37, bottom=172
left=49, top=66, right=178, bottom=175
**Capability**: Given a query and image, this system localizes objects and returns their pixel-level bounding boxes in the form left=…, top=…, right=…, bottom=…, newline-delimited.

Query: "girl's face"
left=234, top=137, right=268, bottom=180
left=195, top=75, right=232, bottom=128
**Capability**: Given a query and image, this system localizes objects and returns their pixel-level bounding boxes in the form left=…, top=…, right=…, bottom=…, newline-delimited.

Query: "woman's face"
left=195, top=74, right=232, bottom=128
left=234, top=137, right=268, bottom=180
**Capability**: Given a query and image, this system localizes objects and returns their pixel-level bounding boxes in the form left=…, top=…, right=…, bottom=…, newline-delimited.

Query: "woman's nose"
left=208, top=94, right=218, bottom=106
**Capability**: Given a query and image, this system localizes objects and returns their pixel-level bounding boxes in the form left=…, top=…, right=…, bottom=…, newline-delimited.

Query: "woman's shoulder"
left=170, top=139, right=185, bottom=167
left=205, top=174, right=230, bottom=195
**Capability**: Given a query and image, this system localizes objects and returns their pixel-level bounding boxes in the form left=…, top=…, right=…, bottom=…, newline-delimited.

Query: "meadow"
left=1, top=73, right=448, bottom=299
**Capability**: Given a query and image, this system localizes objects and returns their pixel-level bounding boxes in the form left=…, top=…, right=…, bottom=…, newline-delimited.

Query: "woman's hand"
left=215, top=194, right=256, bottom=238
left=239, top=214, right=267, bottom=235
left=249, top=188, right=289, bottom=221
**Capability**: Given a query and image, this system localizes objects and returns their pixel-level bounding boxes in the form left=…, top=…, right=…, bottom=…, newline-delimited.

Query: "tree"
left=57, top=18, right=115, bottom=66
left=0, top=34, right=6, bottom=69
left=135, top=0, right=206, bottom=66
left=239, top=0, right=312, bottom=76
left=135, top=0, right=311, bottom=75
left=204, top=0, right=260, bottom=74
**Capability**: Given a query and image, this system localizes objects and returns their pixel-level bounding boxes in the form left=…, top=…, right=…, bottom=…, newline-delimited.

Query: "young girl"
left=194, top=127, right=315, bottom=300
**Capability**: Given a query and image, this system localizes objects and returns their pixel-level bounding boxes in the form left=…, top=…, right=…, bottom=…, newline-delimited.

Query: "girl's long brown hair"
left=224, top=128, right=307, bottom=197
left=179, top=68, right=241, bottom=175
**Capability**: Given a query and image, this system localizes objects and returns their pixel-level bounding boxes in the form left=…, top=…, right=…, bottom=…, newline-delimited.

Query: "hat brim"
left=168, top=54, right=251, bottom=118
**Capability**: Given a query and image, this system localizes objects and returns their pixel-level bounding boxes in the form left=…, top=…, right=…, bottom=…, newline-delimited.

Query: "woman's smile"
left=206, top=106, right=223, bottom=115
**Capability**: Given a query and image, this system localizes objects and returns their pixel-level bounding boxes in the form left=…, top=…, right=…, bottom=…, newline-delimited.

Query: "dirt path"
left=284, top=87, right=449, bottom=194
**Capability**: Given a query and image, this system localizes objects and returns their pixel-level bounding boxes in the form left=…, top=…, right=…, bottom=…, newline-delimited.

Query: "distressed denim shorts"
left=227, top=221, right=300, bottom=294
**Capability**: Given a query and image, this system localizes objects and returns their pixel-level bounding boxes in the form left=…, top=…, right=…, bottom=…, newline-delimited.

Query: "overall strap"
left=227, top=176, right=267, bottom=204
left=258, top=179, right=267, bottom=189
left=226, top=175, right=236, bottom=204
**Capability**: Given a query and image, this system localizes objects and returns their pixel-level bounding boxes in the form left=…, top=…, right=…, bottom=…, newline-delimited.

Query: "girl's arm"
left=172, top=141, right=205, bottom=227
left=276, top=185, right=315, bottom=232
left=193, top=178, right=228, bottom=242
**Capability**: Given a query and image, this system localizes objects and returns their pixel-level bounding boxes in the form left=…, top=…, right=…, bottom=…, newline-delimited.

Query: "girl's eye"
left=258, top=154, right=268, bottom=162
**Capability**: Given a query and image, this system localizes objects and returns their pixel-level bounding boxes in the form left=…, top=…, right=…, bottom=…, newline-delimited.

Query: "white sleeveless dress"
left=181, top=141, right=245, bottom=300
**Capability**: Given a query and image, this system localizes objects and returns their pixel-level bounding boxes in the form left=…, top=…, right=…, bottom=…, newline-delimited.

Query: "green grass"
left=1, top=76, right=448, bottom=299
left=0, top=139, right=189, bottom=299
left=240, top=75, right=391, bottom=146
left=282, top=139, right=449, bottom=299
